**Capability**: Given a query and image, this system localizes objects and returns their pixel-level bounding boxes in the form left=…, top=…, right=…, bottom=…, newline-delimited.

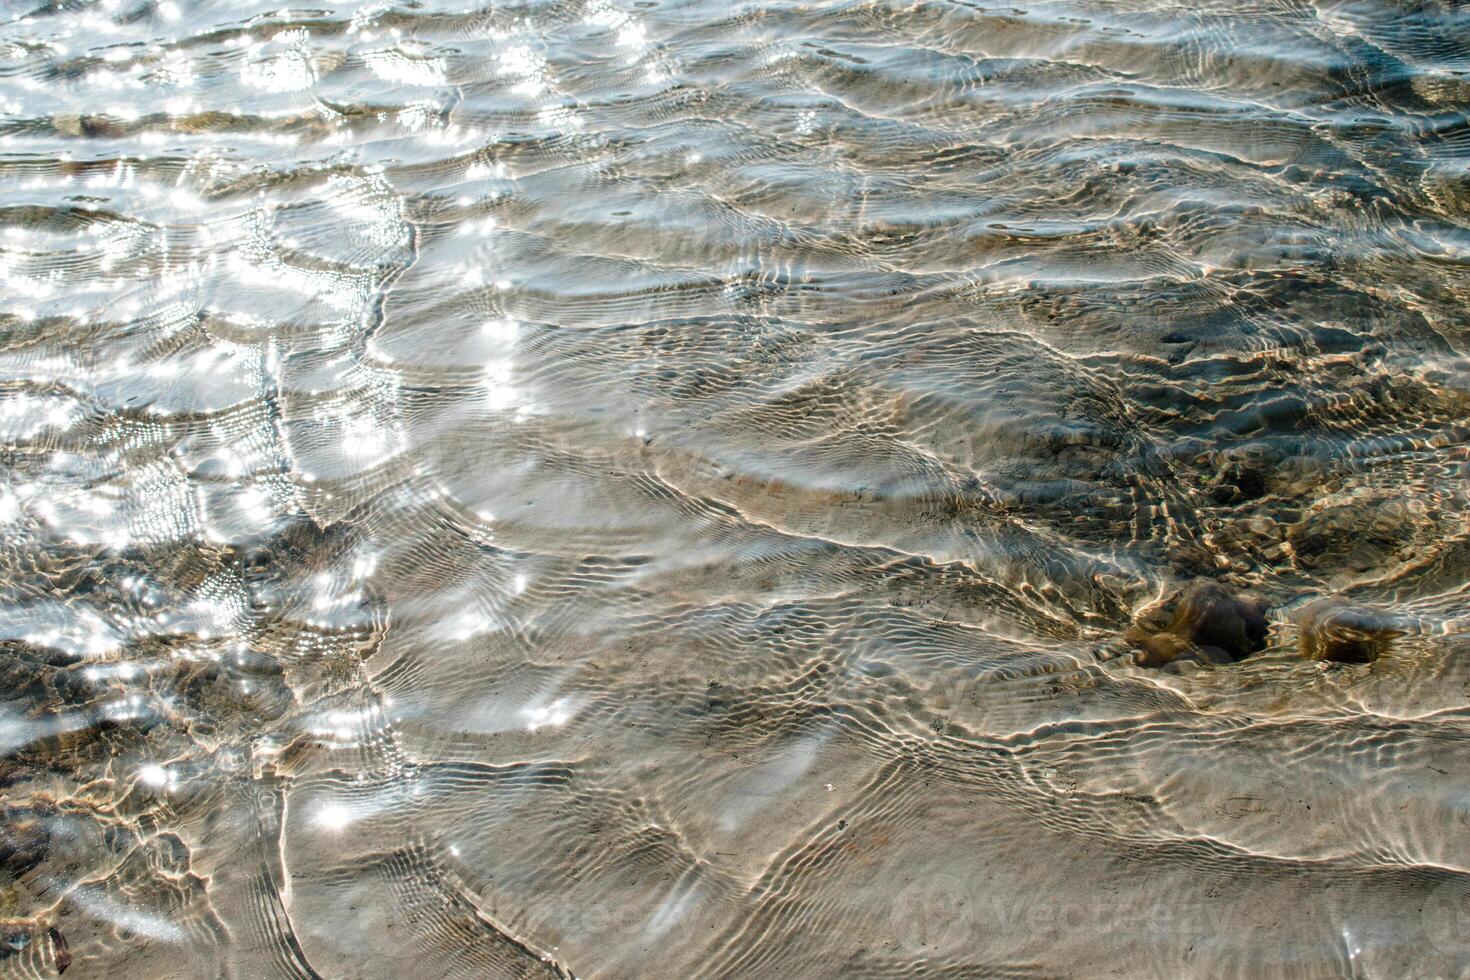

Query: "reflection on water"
left=1, top=0, right=1469, bottom=975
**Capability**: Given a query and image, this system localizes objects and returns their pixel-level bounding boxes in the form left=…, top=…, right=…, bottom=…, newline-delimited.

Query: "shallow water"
left=1, top=0, right=1469, bottom=976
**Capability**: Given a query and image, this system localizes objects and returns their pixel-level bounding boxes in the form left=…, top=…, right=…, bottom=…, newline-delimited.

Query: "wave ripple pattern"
left=0, top=0, right=1469, bottom=976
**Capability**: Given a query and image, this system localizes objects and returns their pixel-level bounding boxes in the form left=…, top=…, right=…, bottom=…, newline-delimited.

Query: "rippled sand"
left=1, top=0, right=1469, bottom=976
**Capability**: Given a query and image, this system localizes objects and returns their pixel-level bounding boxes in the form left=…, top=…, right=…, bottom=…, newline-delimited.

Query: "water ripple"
left=0, top=0, right=1468, bottom=976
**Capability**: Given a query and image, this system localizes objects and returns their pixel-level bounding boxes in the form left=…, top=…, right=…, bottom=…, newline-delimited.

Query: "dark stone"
left=1172, top=581, right=1270, bottom=659
left=1207, top=444, right=1279, bottom=504
left=0, top=804, right=51, bottom=879
left=1127, top=580, right=1270, bottom=667
left=1294, top=597, right=1402, bottom=664
left=49, top=927, right=69, bottom=975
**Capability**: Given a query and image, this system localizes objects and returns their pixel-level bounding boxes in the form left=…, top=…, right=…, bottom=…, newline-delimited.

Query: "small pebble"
left=1127, top=580, right=1269, bottom=667
left=1295, top=597, right=1402, bottom=664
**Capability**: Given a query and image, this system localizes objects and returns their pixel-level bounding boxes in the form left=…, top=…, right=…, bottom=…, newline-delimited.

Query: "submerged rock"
left=0, top=930, right=29, bottom=958
left=1127, top=580, right=1270, bottom=667
left=1286, top=492, right=1434, bottom=577
left=49, top=927, right=69, bottom=975
left=1207, top=443, right=1279, bottom=504
left=1294, top=597, right=1403, bottom=664
left=0, top=804, right=50, bottom=880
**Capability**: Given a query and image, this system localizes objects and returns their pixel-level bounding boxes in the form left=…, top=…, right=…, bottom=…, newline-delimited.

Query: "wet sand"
left=0, top=0, right=1469, bottom=976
